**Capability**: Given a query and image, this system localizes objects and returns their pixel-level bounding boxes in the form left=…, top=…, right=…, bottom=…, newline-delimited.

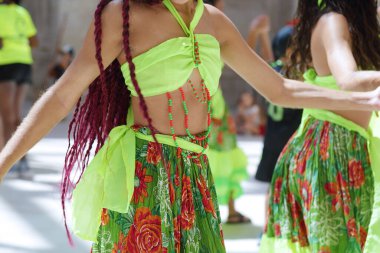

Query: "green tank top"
left=120, top=0, right=222, bottom=97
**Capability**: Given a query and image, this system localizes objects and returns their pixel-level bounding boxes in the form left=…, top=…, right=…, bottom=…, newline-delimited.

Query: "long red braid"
left=61, top=0, right=162, bottom=243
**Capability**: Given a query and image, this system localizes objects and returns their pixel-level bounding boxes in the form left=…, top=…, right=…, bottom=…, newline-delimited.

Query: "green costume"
left=208, top=88, right=249, bottom=205
left=72, top=0, right=226, bottom=252
left=260, top=69, right=380, bottom=253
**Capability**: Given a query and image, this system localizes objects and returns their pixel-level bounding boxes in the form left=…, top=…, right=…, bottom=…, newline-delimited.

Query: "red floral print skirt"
left=91, top=127, right=226, bottom=253
left=262, top=116, right=374, bottom=253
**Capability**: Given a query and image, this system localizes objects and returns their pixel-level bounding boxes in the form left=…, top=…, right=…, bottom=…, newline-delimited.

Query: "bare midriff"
left=132, top=89, right=209, bottom=135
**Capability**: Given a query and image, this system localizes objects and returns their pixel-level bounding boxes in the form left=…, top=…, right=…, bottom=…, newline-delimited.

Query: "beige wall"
left=59, top=0, right=98, bottom=50
left=221, top=0, right=297, bottom=108
left=24, top=0, right=297, bottom=104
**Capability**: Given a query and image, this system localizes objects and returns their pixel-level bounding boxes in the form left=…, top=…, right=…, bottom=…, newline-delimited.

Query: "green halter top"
left=71, top=0, right=223, bottom=242
left=303, top=68, right=380, bottom=253
left=121, top=0, right=222, bottom=97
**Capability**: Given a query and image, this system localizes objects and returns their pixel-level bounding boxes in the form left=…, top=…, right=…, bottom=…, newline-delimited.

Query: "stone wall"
left=221, top=0, right=297, bottom=108
left=24, top=0, right=297, bottom=105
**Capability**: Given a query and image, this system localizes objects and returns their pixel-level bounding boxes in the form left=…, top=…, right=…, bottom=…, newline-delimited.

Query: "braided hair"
left=61, top=0, right=162, bottom=243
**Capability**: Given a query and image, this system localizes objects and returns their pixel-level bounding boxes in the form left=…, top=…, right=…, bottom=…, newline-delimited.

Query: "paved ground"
left=0, top=104, right=268, bottom=253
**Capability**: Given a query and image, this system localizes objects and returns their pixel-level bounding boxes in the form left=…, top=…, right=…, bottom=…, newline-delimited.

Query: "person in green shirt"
left=0, top=0, right=37, bottom=178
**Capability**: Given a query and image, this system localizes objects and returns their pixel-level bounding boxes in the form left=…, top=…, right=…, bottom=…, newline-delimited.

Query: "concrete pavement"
left=0, top=112, right=267, bottom=253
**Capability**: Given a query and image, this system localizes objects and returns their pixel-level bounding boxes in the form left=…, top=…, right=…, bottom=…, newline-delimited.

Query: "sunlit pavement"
left=0, top=114, right=267, bottom=253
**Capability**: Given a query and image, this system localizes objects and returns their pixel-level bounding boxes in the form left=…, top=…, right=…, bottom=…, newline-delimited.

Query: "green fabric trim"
left=303, top=68, right=338, bottom=90
left=163, top=0, right=204, bottom=37
left=259, top=234, right=311, bottom=253
left=208, top=147, right=248, bottom=204
left=211, top=88, right=226, bottom=120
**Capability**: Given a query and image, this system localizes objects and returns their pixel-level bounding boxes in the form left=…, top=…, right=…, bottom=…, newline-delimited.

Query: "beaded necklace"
left=163, top=0, right=212, bottom=159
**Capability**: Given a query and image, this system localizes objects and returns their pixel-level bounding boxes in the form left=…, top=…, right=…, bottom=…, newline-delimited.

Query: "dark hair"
left=61, top=0, right=162, bottom=243
left=287, top=0, right=380, bottom=78
left=203, top=0, right=217, bottom=5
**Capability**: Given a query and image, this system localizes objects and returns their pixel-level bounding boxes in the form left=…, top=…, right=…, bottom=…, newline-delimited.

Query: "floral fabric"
left=91, top=127, right=226, bottom=253
left=263, top=116, right=374, bottom=253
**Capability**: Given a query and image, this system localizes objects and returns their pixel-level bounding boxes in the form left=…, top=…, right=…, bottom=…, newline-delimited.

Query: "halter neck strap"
left=163, top=0, right=204, bottom=36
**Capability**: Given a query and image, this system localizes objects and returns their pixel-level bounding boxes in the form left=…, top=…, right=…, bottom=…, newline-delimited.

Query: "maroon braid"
left=61, top=0, right=162, bottom=243
left=121, top=0, right=157, bottom=137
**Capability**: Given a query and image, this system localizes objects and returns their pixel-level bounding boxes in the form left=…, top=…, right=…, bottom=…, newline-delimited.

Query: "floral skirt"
left=208, top=108, right=249, bottom=205
left=91, top=127, right=226, bottom=253
left=261, top=116, right=374, bottom=253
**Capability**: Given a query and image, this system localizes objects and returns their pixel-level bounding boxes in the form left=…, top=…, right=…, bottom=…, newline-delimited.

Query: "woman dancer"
left=261, top=0, right=380, bottom=252
left=0, top=0, right=380, bottom=252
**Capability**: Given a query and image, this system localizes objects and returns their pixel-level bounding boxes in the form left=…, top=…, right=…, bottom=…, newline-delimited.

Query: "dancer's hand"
left=369, top=87, right=380, bottom=110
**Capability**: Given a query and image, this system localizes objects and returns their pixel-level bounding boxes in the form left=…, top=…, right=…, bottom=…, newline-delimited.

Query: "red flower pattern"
left=227, top=115, right=237, bottom=134
left=174, top=165, right=180, bottom=187
left=169, top=182, right=175, bottom=205
left=197, top=175, right=217, bottom=217
left=112, top=232, right=128, bottom=253
left=318, top=246, right=331, bottom=253
left=299, top=180, right=313, bottom=211
left=132, top=162, right=153, bottom=204
left=347, top=218, right=358, bottom=238
left=324, top=172, right=351, bottom=215
left=126, top=207, right=162, bottom=253
left=274, top=223, right=281, bottom=237
left=173, top=216, right=181, bottom=253
left=288, top=193, right=302, bottom=229
left=273, top=178, right=283, bottom=204
left=101, top=208, right=110, bottom=226
left=319, top=122, right=330, bottom=160
left=348, top=159, right=365, bottom=189
left=180, top=175, right=195, bottom=230
left=146, top=142, right=161, bottom=165
left=360, top=226, right=368, bottom=249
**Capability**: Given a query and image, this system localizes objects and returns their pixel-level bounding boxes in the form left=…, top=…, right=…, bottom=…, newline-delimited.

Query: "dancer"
left=204, top=0, right=250, bottom=224
left=0, top=1, right=379, bottom=252
left=0, top=0, right=37, bottom=178
left=261, top=0, right=380, bottom=252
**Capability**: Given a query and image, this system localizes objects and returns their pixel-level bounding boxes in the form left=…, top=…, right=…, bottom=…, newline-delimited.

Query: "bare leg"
left=14, top=84, right=29, bottom=127
left=0, top=81, right=17, bottom=145
left=228, top=191, right=237, bottom=215
left=14, top=84, right=33, bottom=179
left=226, top=190, right=251, bottom=224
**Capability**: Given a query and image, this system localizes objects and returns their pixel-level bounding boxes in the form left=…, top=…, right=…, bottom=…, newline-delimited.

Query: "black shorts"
left=0, top=63, right=32, bottom=85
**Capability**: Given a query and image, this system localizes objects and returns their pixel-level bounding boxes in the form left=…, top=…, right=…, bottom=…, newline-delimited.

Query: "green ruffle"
left=208, top=147, right=249, bottom=204
left=260, top=234, right=311, bottom=253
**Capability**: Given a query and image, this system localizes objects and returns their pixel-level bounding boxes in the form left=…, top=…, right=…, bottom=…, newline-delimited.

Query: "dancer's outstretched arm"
left=209, top=7, right=380, bottom=111
left=0, top=3, right=123, bottom=179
